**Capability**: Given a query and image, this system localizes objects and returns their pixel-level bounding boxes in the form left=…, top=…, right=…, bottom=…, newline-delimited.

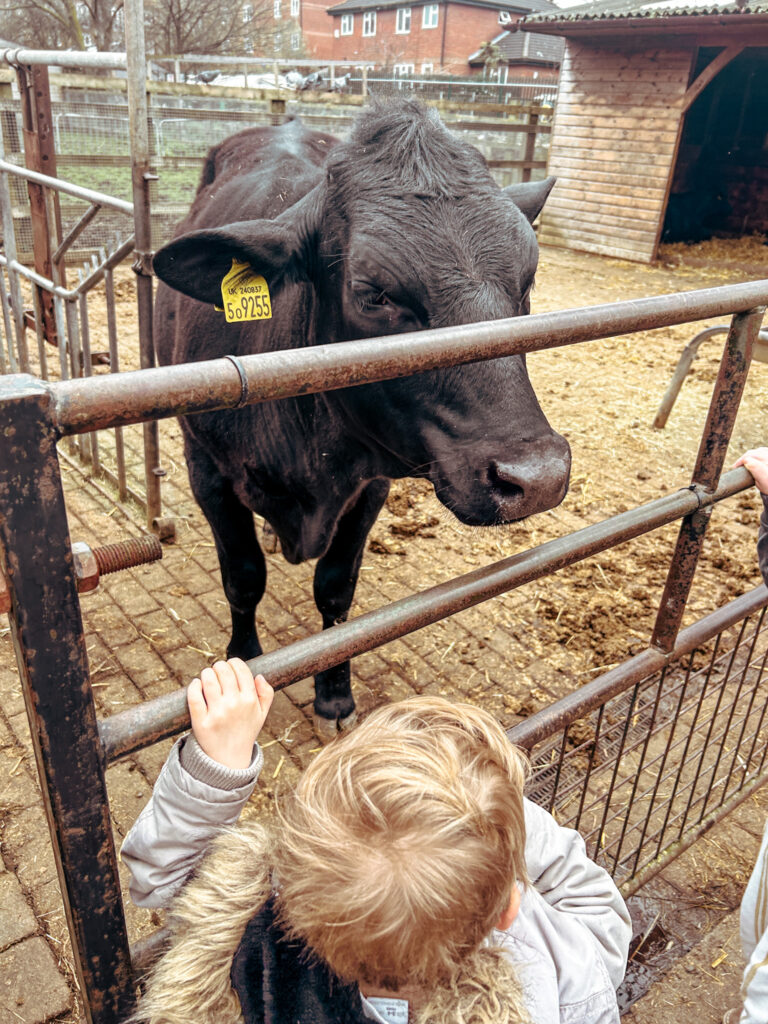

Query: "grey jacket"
left=122, top=735, right=631, bottom=1024
left=759, top=494, right=768, bottom=587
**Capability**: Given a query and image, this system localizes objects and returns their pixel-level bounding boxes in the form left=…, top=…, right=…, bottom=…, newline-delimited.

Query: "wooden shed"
left=517, top=0, right=768, bottom=262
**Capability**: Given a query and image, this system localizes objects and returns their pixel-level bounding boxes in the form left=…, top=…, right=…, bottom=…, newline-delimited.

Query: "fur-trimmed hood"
left=133, top=819, right=531, bottom=1024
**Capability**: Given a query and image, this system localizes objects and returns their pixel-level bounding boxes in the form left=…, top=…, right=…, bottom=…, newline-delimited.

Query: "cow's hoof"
left=339, top=709, right=358, bottom=732
left=312, top=709, right=358, bottom=744
left=261, top=521, right=280, bottom=554
left=313, top=714, right=339, bottom=744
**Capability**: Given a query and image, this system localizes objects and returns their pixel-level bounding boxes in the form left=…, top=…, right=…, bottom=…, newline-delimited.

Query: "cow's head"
left=153, top=101, right=570, bottom=525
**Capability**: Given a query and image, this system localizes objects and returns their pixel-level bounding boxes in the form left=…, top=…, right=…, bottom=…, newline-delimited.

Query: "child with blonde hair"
left=122, top=661, right=630, bottom=1024
left=722, top=448, right=768, bottom=1024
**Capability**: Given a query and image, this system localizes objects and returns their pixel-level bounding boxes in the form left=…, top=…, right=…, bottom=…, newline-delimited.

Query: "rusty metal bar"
left=507, top=585, right=768, bottom=750
left=52, top=203, right=102, bottom=264
left=652, top=308, right=765, bottom=652
left=653, top=325, right=730, bottom=429
left=49, top=280, right=768, bottom=437
left=0, top=375, right=134, bottom=1024
left=17, top=65, right=62, bottom=351
left=31, top=285, right=48, bottom=379
left=99, top=467, right=756, bottom=761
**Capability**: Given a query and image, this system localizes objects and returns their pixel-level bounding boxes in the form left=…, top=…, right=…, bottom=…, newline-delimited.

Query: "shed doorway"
left=662, top=46, right=768, bottom=244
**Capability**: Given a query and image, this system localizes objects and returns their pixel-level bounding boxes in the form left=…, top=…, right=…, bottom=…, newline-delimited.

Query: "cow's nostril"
left=488, top=462, right=525, bottom=503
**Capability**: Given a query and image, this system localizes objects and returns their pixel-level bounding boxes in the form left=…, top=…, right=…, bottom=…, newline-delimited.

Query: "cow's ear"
left=152, top=220, right=298, bottom=306
left=504, top=176, right=556, bottom=224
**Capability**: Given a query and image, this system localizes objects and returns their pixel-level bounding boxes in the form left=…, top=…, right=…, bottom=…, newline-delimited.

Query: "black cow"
left=153, top=100, right=570, bottom=737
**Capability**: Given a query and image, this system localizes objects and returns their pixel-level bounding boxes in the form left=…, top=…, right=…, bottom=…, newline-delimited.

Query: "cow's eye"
left=357, top=287, right=393, bottom=312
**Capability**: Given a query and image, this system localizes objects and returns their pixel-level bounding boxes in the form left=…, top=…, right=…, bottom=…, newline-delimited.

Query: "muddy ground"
left=2, top=235, right=768, bottom=1022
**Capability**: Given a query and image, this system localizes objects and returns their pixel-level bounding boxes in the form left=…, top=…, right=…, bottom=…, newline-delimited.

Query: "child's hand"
left=734, top=448, right=768, bottom=495
left=187, top=659, right=274, bottom=769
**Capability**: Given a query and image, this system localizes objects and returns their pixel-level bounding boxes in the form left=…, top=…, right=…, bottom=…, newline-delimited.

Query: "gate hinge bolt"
left=0, top=535, right=163, bottom=613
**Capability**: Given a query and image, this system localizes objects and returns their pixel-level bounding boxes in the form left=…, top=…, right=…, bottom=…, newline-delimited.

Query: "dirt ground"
left=2, top=235, right=768, bottom=1023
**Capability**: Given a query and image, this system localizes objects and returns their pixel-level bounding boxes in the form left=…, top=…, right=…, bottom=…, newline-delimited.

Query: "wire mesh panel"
left=517, top=598, right=768, bottom=893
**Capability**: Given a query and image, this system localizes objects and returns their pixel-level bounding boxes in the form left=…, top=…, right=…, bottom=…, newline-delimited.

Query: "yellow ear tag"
left=219, top=259, right=272, bottom=322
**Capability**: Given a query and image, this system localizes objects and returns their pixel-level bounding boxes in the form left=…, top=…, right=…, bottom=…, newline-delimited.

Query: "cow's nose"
left=488, top=433, right=571, bottom=521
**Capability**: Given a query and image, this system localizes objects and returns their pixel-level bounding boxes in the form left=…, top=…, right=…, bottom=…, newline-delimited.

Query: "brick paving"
left=2, top=246, right=768, bottom=1021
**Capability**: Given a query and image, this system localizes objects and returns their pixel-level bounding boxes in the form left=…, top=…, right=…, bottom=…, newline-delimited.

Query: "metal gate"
left=1, top=279, right=767, bottom=1023
left=0, top=31, right=170, bottom=536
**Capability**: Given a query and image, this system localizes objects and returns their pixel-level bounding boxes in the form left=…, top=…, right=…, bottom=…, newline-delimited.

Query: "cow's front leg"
left=312, top=479, right=390, bottom=739
left=187, top=445, right=267, bottom=661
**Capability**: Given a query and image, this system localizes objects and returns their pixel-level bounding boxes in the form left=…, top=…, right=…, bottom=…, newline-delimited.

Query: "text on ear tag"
left=220, top=259, right=272, bottom=322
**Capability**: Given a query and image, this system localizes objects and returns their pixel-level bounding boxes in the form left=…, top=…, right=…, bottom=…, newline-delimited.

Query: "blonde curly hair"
left=273, top=696, right=529, bottom=991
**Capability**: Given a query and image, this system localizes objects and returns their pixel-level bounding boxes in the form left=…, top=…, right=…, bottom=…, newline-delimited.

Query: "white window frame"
left=393, top=62, right=414, bottom=75
left=395, top=6, right=411, bottom=33
left=274, top=0, right=281, bottom=18
left=291, top=30, right=301, bottom=48
left=422, top=3, right=438, bottom=27
left=242, top=3, right=254, bottom=22
left=362, top=10, right=376, bottom=35
left=290, top=0, right=300, bottom=15
left=421, top=61, right=434, bottom=73
left=340, top=12, right=354, bottom=34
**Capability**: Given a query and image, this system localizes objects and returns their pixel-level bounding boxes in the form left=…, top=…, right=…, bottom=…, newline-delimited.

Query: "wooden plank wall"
left=539, top=41, right=694, bottom=263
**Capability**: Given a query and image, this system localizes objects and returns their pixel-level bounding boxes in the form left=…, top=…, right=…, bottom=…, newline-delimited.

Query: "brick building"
left=316, top=0, right=555, bottom=73
left=299, top=0, right=339, bottom=56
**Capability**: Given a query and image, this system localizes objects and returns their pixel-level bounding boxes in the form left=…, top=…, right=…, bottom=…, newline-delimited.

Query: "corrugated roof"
left=328, top=0, right=555, bottom=15
left=468, top=28, right=564, bottom=61
left=523, top=0, right=768, bottom=24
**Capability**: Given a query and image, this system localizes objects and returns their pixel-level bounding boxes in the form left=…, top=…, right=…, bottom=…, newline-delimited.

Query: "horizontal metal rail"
left=98, top=465, right=754, bottom=761
left=507, top=582, right=768, bottom=750
left=46, top=281, right=768, bottom=436
left=0, top=47, right=127, bottom=70
left=0, top=237, right=135, bottom=301
left=0, top=159, right=134, bottom=215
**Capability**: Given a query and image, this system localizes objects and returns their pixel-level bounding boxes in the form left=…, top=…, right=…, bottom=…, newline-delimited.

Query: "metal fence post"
left=652, top=307, right=766, bottom=651
left=0, top=373, right=134, bottom=1024
left=16, top=64, right=65, bottom=351
left=125, top=0, right=165, bottom=534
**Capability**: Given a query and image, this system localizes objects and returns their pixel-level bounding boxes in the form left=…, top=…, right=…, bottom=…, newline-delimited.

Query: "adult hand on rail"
left=187, top=659, right=274, bottom=769
left=734, top=448, right=768, bottom=495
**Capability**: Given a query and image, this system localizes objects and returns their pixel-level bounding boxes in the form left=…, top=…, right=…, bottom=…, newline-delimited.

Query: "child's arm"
left=734, top=448, right=768, bottom=588
left=120, top=659, right=274, bottom=908
left=523, top=798, right=632, bottom=989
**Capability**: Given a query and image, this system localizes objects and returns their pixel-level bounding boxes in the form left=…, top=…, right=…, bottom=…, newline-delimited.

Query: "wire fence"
left=0, top=75, right=553, bottom=262
left=510, top=588, right=768, bottom=895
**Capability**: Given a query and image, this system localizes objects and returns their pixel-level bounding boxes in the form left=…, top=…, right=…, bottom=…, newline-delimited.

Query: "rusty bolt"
left=72, top=541, right=100, bottom=594
left=0, top=534, right=163, bottom=614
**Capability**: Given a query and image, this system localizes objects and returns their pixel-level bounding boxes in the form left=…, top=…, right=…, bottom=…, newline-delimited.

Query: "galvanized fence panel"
left=0, top=54, right=168, bottom=534
left=510, top=587, right=768, bottom=895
